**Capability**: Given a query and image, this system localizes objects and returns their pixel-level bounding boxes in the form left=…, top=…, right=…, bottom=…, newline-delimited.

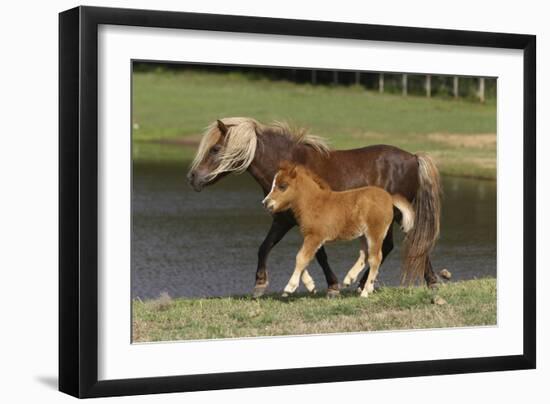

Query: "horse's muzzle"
left=187, top=171, right=204, bottom=192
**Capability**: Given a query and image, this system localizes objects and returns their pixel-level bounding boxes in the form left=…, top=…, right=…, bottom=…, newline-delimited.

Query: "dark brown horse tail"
left=401, top=153, right=442, bottom=284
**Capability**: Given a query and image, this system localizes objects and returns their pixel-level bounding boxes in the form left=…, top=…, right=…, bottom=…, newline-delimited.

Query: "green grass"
left=132, top=70, right=497, bottom=179
left=132, top=278, right=496, bottom=342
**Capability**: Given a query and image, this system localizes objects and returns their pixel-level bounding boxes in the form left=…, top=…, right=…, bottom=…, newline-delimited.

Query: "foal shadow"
left=248, top=288, right=361, bottom=302
left=192, top=286, right=365, bottom=303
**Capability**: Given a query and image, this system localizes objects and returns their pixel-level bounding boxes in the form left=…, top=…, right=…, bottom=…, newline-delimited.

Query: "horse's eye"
left=278, top=183, right=287, bottom=191
left=210, top=146, right=221, bottom=155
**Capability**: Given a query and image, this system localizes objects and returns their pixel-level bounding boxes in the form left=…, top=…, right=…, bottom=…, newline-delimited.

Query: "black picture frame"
left=59, top=5, right=536, bottom=398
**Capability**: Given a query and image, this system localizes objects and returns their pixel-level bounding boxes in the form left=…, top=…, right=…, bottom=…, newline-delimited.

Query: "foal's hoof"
left=357, top=284, right=379, bottom=294
left=439, top=268, right=452, bottom=280
left=327, top=288, right=340, bottom=299
left=252, top=285, right=268, bottom=298
left=281, top=292, right=290, bottom=298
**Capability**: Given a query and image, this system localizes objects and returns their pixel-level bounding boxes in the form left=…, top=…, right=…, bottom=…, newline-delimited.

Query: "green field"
left=132, top=278, right=496, bottom=342
left=132, top=70, right=497, bottom=179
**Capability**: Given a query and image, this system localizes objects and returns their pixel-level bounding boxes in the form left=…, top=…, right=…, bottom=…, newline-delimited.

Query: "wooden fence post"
left=478, top=77, right=485, bottom=103
left=379, top=73, right=384, bottom=93
left=426, top=74, right=431, bottom=97
left=333, top=71, right=338, bottom=85
left=312, top=70, right=316, bottom=85
left=355, top=71, right=360, bottom=85
left=453, top=76, right=459, bottom=99
left=402, top=74, right=408, bottom=96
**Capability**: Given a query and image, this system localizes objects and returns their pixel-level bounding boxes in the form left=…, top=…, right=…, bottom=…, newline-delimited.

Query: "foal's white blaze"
left=262, top=173, right=279, bottom=209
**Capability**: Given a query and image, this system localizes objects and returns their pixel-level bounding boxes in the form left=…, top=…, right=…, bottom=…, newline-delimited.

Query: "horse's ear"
left=279, top=161, right=296, bottom=178
left=288, top=164, right=297, bottom=179
left=279, top=160, right=291, bottom=171
left=217, top=119, right=228, bottom=136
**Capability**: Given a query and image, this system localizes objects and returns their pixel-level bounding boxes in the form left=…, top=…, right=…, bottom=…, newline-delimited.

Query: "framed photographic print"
left=59, top=6, right=536, bottom=398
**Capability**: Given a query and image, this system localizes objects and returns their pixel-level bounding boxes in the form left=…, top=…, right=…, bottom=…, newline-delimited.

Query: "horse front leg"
left=253, top=217, right=293, bottom=298
left=315, top=246, right=340, bottom=298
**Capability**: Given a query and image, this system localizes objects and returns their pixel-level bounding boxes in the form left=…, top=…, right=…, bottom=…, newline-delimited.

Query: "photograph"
left=130, top=62, right=497, bottom=342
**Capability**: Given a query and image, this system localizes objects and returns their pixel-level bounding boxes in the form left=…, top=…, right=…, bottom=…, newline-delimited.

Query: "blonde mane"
left=190, top=117, right=330, bottom=181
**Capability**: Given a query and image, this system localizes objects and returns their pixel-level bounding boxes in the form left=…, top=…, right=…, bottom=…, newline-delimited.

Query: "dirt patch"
left=430, top=151, right=495, bottom=170
left=428, top=133, right=496, bottom=149
left=469, top=157, right=496, bottom=169
left=149, top=132, right=497, bottom=154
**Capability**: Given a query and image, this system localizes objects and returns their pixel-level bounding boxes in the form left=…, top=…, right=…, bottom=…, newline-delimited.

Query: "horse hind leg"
left=424, top=256, right=438, bottom=288
left=343, top=236, right=367, bottom=287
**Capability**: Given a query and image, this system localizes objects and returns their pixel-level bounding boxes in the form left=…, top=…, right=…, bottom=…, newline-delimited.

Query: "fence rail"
left=134, top=62, right=495, bottom=102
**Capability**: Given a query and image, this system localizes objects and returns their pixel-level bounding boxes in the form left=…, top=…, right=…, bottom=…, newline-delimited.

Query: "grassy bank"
left=132, top=70, right=497, bottom=179
left=132, top=278, right=496, bottom=342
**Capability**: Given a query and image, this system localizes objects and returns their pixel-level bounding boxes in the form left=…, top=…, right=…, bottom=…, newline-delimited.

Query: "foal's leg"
left=358, top=225, right=394, bottom=292
left=342, top=236, right=368, bottom=287
left=358, top=228, right=438, bottom=290
left=315, top=247, right=340, bottom=297
left=283, top=237, right=322, bottom=297
left=300, top=269, right=317, bottom=294
left=254, top=218, right=293, bottom=297
left=360, top=233, right=384, bottom=298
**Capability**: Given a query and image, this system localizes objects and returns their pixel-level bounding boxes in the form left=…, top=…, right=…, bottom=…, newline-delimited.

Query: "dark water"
left=132, top=164, right=496, bottom=299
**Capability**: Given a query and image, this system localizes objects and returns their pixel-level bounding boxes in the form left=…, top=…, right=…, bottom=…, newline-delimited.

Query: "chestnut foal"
left=263, top=162, right=415, bottom=297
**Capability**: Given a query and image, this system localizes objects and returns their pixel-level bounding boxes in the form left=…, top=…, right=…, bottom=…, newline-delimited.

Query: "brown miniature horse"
left=263, top=163, right=415, bottom=297
left=187, top=117, right=441, bottom=297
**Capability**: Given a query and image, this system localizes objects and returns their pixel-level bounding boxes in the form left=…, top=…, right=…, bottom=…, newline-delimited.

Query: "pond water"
left=132, top=163, right=496, bottom=299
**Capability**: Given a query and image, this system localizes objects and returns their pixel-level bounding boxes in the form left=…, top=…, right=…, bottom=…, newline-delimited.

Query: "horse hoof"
left=253, top=285, right=268, bottom=298
left=310, top=288, right=317, bottom=295
left=326, top=289, right=340, bottom=299
left=428, top=282, right=439, bottom=290
left=281, top=292, right=290, bottom=298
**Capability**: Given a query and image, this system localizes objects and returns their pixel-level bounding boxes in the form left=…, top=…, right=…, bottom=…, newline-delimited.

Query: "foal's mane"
left=279, top=161, right=331, bottom=191
left=191, top=117, right=330, bottom=180
left=296, top=165, right=331, bottom=191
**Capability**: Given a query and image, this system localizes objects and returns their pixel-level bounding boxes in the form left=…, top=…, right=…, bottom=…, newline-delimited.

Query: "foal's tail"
left=392, top=194, right=415, bottom=234
left=401, top=153, right=442, bottom=284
